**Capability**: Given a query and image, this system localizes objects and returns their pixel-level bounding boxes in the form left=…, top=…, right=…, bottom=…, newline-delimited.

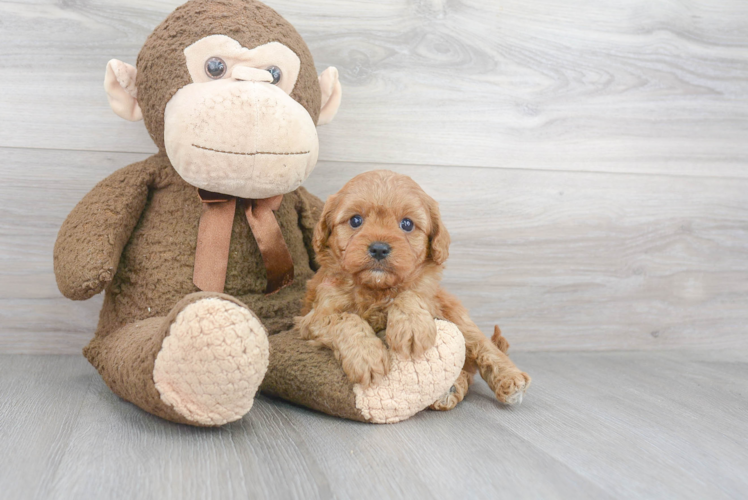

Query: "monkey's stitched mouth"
left=192, top=144, right=310, bottom=156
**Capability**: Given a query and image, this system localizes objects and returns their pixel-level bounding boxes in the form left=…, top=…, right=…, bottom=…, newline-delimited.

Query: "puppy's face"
left=314, top=171, right=450, bottom=289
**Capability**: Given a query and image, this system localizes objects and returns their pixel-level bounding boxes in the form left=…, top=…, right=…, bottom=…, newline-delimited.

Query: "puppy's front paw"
left=340, top=337, right=391, bottom=388
left=386, top=309, right=437, bottom=358
left=491, top=370, right=531, bottom=405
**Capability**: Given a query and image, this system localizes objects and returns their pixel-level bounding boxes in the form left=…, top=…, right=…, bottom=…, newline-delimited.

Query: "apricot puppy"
left=296, top=170, right=531, bottom=408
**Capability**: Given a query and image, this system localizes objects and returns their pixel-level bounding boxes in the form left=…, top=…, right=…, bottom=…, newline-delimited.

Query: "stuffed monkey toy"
left=54, top=0, right=465, bottom=426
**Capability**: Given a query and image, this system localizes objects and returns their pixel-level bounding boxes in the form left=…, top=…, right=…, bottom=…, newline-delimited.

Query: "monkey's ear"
left=317, top=67, right=342, bottom=126
left=104, top=59, right=143, bottom=122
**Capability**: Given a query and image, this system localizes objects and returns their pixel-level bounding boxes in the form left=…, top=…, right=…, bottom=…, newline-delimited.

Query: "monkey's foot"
left=353, top=319, right=465, bottom=423
left=153, top=297, right=269, bottom=426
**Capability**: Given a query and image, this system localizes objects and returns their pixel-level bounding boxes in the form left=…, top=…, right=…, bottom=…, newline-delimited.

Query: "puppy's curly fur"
left=296, top=170, right=530, bottom=408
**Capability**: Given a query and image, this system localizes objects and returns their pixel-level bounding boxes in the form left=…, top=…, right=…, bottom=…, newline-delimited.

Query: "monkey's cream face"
left=163, top=35, right=319, bottom=199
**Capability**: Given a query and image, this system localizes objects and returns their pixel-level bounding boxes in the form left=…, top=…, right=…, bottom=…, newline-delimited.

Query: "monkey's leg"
left=261, top=319, right=466, bottom=423
left=84, top=292, right=269, bottom=426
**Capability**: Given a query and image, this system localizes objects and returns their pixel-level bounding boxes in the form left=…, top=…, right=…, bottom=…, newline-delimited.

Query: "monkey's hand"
left=386, top=292, right=437, bottom=358
left=54, top=162, right=151, bottom=300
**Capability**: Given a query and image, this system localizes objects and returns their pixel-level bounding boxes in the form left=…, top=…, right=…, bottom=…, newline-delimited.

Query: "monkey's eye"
left=267, top=66, right=282, bottom=85
left=205, top=57, right=227, bottom=79
left=400, top=218, right=414, bottom=232
left=349, top=215, right=363, bottom=229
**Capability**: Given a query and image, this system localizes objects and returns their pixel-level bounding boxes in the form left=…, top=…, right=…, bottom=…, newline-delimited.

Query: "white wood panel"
left=306, top=161, right=748, bottom=352
left=2, top=147, right=746, bottom=353
left=2, top=351, right=747, bottom=499
left=0, top=0, right=746, bottom=177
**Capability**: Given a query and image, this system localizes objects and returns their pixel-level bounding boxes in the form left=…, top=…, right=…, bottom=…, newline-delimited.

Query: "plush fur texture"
left=55, top=0, right=466, bottom=426
left=297, top=170, right=531, bottom=408
left=136, top=0, right=321, bottom=150
left=153, top=297, right=269, bottom=425
left=55, top=152, right=322, bottom=425
left=261, top=319, right=465, bottom=423
left=352, top=319, right=465, bottom=423
left=54, top=153, right=321, bottom=336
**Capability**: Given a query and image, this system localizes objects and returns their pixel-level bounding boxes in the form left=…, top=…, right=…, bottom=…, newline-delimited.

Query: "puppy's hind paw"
left=430, top=385, right=461, bottom=411
left=493, top=371, right=531, bottom=406
left=429, top=369, right=471, bottom=411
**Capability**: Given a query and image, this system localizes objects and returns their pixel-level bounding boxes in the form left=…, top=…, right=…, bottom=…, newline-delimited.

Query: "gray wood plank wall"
left=1, top=0, right=747, bottom=354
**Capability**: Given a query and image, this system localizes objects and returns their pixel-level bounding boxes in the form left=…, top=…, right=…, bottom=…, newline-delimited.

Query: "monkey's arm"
left=54, top=162, right=152, bottom=300
left=294, top=186, right=325, bottom=271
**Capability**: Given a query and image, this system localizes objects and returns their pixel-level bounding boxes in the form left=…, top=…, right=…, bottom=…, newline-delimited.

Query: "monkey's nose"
left=232, top=66, right=273, bottom=83
left=368, top=242, right=391, bottom=261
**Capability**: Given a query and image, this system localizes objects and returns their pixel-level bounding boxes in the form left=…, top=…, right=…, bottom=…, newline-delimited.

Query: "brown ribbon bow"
left=193, top=189, right=294, bottom=295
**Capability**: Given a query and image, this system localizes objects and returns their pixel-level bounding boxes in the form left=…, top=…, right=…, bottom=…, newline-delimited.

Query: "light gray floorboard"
left=3, top=147, right=747, bottom=353
left=483, top=352, right=748, bottom=499
left=0, top=356, right=94, bottom=500
left=0, top=0, right=747, bottom=177
left=1, top=351, right=746, bottom=499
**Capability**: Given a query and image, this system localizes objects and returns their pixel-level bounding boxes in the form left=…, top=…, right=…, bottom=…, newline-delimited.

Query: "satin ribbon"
left=193, top=189, right=294, bottom=294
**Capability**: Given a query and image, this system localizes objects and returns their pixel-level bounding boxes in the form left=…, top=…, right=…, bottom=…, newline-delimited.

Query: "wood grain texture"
left=2, top=147, right=746, bottom=353
left=1, top=0, right=747, bottom=353
left=1, top=351, right=746, bottom=499
left=306, top=162, right=748, bottom=352
left=0, top=355, right=95, bottom=500
left=0, top=0, right=747, bottom=177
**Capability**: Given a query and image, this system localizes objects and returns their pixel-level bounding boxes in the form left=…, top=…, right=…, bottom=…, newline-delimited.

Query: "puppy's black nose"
left=368, top=242, right=391, bottom=261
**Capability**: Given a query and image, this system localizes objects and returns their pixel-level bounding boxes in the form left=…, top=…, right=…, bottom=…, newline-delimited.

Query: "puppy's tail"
left=491, top=325, right=510, bottom=354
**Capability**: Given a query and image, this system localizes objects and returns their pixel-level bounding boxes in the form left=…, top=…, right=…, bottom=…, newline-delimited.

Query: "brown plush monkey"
left=54, top=0, right=464, bottom=426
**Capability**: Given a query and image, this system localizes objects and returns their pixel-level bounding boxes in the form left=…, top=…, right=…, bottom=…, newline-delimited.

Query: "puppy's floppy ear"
left=427, top=197, right=450, bottom=265
left=313, top=194, right=339, bottom=254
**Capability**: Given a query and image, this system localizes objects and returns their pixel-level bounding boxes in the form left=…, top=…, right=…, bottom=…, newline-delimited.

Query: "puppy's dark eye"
left=267, top=66, right=282, bottom=85
left=205, top=57, right=227, bottom=79
left=400, top=218, right=414, bottom=232
left=349, top=215, right=363, bottom=228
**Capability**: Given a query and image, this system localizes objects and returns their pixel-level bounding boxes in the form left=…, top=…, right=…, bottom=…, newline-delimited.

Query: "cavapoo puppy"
left=296, top=170, right=530, bottom=409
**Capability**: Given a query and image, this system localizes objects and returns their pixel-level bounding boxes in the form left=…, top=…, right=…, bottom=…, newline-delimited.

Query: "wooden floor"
left=2, top=350, right=747, bottom=499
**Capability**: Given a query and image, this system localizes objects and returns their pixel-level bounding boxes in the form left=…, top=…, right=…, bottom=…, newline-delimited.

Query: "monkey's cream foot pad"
left=153, top=297, right=270, bottom=426
left=354, top=319, right=466, bottom=424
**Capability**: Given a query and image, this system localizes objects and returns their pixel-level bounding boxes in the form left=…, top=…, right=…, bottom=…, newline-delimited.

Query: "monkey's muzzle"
left=164, top=80, right=319, bottom=199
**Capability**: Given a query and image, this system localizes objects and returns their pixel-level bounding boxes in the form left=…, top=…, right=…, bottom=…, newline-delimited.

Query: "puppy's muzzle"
left=368, top=241, right=391, bottom=261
